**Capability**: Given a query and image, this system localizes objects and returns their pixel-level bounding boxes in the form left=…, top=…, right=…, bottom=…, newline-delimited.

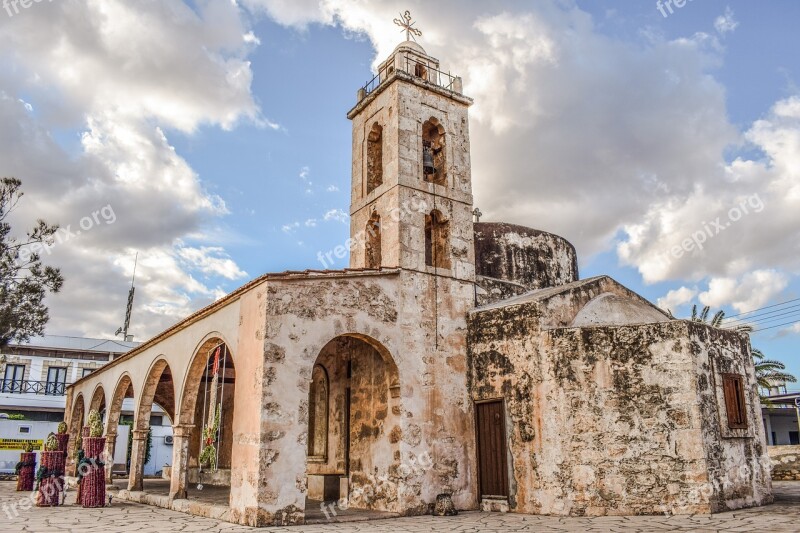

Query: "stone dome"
left=474, top=222, right=579, bottom=291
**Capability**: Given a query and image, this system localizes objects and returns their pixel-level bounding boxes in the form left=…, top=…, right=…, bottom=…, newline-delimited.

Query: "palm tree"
left=752, top=348, right=797, bottom=392
left=668, top=304, right=752, bottom=333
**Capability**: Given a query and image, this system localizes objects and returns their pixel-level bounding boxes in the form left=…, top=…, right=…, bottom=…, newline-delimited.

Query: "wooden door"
left=475, top=400, right=509, bottom=498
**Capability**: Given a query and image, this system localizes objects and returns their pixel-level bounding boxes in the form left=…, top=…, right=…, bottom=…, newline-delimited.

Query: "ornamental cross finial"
left=393, top=10, right=422, bottom=42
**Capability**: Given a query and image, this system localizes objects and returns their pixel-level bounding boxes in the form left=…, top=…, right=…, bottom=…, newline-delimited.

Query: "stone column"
left=127, top=429, right=149, bottom=491
left=169, top=424, right=194, bottom=500
left=104, top=434, right=117, bottom=484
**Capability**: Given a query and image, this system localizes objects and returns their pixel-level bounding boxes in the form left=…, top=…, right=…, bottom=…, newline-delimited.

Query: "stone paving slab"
left=2, top=481, right=799, bottom=532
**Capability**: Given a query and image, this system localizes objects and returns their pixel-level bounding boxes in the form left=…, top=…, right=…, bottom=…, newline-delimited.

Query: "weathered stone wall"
left=467, top=306, right=771, bottom=516
left=254, top=269, right=477, bottom=523
left=474, top=275, right=528, bottom=306
left=768, top=445, right=800, bottom=480
left=688, top=323, right=773, bottom=511
left=473, top=222, right=578, bottom=291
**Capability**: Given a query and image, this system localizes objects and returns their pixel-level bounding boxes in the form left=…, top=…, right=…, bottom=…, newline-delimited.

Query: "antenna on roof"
left=115, top=252, right=137, bottom=342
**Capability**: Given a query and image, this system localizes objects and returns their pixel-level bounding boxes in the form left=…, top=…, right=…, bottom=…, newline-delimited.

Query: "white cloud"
left=305, top=218, right=317, bottom=227
left=282, top=222, right=300, bottom=233
left=177, top=246, right=248, bottom=280
left=714, top=7, right=739, bottom=35
left=0, top=0, right=264, bottom=338
left=657, top=287, right=698, bottom=313
left=699, top=270, right=789, bottom=313
left=327, top=185, right=339, bottom=192
left=299, top=166, right=310, bottom=181
left=323, top=208, right=349, bottom=224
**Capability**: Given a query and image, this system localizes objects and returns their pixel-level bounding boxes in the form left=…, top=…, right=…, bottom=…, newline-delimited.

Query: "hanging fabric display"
left=199, top=346, right=223, bottom=475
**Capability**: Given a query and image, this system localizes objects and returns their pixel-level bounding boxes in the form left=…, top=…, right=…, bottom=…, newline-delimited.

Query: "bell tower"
left=347, top=41, right=475, bottom=282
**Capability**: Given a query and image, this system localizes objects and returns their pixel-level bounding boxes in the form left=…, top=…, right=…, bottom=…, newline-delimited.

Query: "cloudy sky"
left=1, top=0, right=798, bottom=382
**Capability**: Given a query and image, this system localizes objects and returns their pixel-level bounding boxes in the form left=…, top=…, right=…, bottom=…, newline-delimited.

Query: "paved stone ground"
left=2, top=481, right=799, bottom=532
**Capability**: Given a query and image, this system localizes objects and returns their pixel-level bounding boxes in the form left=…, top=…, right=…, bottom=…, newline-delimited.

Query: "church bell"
left=423, top=145, right=435, bottom=175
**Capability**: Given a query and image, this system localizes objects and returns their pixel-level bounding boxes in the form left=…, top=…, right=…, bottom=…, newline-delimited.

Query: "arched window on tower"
left=425, top=210, right=451, bottom=269
left=365, top=212, right=382, bottom=269
left=366, top=123, right=383, bottom=194
left=307, top=365, right=329, bottom=460
left=422, top=118, right=446, bottom=186
left=414, top=61, right=428, bottom=80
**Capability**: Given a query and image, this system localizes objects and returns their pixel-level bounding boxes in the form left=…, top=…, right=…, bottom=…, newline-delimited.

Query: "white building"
left=0, top=336, right=173, bottom=476
left=761, top=391, right=800, bottom=446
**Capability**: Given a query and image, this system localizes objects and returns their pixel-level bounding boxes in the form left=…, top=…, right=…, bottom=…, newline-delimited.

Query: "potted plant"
left=36, top=433, right=65, bottom=506
left=80, top=409, right=106, bottom=508
left=54, top=421, right=70, bottom=457
left=15, top=441, right=36, bottom=492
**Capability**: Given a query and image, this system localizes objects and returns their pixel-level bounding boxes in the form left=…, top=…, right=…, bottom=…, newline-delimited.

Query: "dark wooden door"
left=475, top=400, right=509, bottom=498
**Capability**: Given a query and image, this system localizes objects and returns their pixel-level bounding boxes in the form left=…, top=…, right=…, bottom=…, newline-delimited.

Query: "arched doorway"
left=305, top=335, right=401, bottom=513
left=106, top=374, right=134, bottom=482
left=174, top=338, right=236, bottom=501
left=129, top=359, right=175, bottom=491
left=89, top=384, right=106, bottom=419
left=67, top=393, right=86, bottom=473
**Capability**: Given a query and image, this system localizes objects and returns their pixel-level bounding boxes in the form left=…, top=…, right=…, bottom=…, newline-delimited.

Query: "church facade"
left=65, top=42, right=771, bottom=526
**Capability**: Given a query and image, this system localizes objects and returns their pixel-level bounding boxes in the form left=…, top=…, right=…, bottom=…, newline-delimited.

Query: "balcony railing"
left=362, top=53, right=462, bottom=97
left=0, top=379, right=66, bottom=395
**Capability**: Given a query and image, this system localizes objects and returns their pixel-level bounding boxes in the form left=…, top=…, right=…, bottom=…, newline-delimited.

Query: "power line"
left=753, top=318, right=800, bottom=333
left=724, top=302, right=800, bottom=325
left=725, top=309, right=800, bottom=328
left=723, top=297, right=800, bottom=320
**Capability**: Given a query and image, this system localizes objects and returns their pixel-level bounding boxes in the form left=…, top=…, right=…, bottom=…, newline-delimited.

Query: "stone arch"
left=67, top=393, right=86, bottom=470
left=135, top=358, right=175, bottom=430
left=307, top=364, right=329, bottom=459
left=89, top=383, right=107, bottom=419
left=177, top=334, right=237, bottom=484
left=106, top=373, right=134, bottom=437
left=177, top=334, right=236, bottom=426
left=366, top=122, right=383, bottom=194
left=425, top=209, right=451, bottom=269
left=305, top=333, right=402, bottom=513
left=365, top=211, right=382, bottom=269
left=422, top=117, right=446, bottom=185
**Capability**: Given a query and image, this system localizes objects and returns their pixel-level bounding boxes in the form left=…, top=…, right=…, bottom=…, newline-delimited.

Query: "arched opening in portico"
left=170, top=338, right=237, bottom=503
left=304, top=334, right=402, bottom=515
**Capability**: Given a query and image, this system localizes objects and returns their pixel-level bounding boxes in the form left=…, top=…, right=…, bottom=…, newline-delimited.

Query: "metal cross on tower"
left=393, top=10, right=422, bottom=42
left=473, top=207, right=483, bottom=223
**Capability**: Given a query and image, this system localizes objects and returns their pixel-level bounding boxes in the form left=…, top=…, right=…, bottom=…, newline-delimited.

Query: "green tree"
left=0, top=177, right=63, bottom=348
left=752, top=348, right=797, bottom=392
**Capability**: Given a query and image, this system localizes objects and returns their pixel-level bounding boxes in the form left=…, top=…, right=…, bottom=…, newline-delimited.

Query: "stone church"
left=65, top=41, right=771, bottom=526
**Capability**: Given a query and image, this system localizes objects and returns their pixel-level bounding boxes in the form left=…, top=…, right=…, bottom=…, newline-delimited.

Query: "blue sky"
left=1, top=1, right=797, bottom=385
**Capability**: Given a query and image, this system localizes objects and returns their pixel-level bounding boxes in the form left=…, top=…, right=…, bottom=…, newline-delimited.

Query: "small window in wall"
left=365, top=212, right=382, bottom=269
left=366, top=123, right=383, bottom=194
left=150, top=415, right=163, bottom=427
left=424, top=210, right=451, bottom=269
left=82, top=368, right=94, bottom=377
left=307, top=365, right=329, bottom=460
left=414, top=61, right=428, bottom=80
left=791, top=432, right=800, bottom=445
left=722, top=373, right=747, bottom=429
left=422, top=118, right=446, bottom=186
left=19, top=426, right=31, bottom=434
